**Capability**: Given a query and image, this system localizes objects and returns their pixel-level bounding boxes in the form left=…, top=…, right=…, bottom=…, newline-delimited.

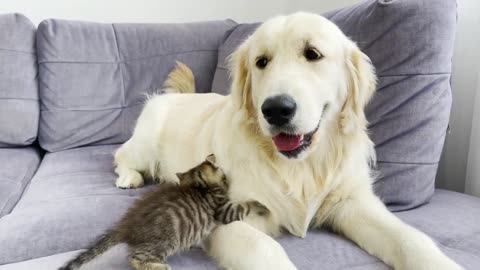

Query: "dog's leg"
left=324, top=188, right=463, bottom=270
left=205, top=221, right=297, bottom=270
left=114, top=139, right=147, bottom=189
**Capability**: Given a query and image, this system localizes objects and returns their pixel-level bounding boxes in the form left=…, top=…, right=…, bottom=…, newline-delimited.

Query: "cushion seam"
left=40, top=102, right=143, bottom=112
left=44, top=142, right=120, bottom=153
left=0, top=182, right=22, bottom=216
left=0, top=152, right=41, bottom=215
left=16, top=194, right=139, bottom=209
left=33, top=171, right=114, bottom=182
left=378, top=72, right=451, bottom=77
left=111, top=24, right=127, bottom=142
left=376, top=161, right=438, bottom=165
left=0, top=48, right=35, bottom=55
left=0, top=178, right=23, bottom=184
left=0, top=164, right=30, bottom=215
left=37, top=49, right=217, bottom=64
left=0, top=97, right=39, bottom=101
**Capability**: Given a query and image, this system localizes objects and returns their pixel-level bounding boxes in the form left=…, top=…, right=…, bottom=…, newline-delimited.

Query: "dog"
left=114, top=12, right=463, bottom=270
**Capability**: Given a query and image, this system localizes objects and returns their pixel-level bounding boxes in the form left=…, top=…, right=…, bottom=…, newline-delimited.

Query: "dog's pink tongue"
left=273, top=133, right=302, bottom=151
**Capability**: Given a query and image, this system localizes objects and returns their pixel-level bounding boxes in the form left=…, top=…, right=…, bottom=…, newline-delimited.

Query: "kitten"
left=59, top=155, right=267, bottom=270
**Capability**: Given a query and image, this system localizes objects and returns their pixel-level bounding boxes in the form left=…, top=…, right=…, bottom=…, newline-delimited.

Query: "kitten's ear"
left=205, top=154, right=217, bottom=166
left=176, top=172, right=186, bottom=183
left=176, top=172, right=192, bottom=186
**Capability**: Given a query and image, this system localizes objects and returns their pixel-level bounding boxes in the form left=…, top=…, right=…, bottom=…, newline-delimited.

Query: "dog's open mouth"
left=273, top=123, right=320, bottom=158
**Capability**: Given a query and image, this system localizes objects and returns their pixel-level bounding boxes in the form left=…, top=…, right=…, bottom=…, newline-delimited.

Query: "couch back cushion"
left=37, top=19, right=236, bottom=152
left=211, top=0, right=457, bottom=211
left=0, top=13, right=39, bottom=147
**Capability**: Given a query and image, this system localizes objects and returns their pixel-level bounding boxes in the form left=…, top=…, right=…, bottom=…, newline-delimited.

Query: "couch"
left=1, top=0, right=479, bottom=269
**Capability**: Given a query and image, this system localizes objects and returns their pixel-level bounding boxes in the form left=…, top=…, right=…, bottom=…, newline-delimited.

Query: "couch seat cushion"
left=1, top=150, right=479, bottom=270
left=13, top=145, right=147, bottom=208
left=0, top=145, right=154, bottom=264
left=0, top=147, right=42, bottom=217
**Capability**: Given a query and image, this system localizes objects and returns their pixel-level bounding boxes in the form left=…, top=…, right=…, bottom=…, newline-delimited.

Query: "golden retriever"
left=114, top=12, right=463, bottom=270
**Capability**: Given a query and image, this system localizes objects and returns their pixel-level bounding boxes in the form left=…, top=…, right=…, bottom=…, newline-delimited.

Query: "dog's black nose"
left=261, top=95, right=297, bottom=126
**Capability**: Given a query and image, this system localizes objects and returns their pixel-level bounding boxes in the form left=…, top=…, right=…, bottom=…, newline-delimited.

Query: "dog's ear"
left=340, top=44, right=377, bottom=135
left=228, top=42, right=253, bottom=111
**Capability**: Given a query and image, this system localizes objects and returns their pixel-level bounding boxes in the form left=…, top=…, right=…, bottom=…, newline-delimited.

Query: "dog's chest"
left=284, top=166, right=331, bottom=234
left=228, top=161, right=328, bottom=237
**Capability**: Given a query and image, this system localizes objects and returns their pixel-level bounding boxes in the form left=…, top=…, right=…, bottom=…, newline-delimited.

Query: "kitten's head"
left=176, top=154, right=228, bottom=190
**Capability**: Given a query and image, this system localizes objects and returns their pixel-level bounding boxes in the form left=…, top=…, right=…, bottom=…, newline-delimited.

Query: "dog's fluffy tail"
left=163, top=61, right=196, bottom=94
left=58, top=230, right=119, bottom=270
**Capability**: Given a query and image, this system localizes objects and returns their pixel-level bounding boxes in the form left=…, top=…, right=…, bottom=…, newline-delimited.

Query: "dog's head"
left=229, top=12, right=376, bottom=160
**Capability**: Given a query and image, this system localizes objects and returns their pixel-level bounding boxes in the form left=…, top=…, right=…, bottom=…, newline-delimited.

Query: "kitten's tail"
left=59, top=230, right=120, bottom=270
left=162, top=61, right=196, bottom=94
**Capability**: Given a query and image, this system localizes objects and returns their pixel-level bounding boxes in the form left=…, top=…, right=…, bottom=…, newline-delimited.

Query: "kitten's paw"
left=129, top=257, right=171, bottom=270
left=158, top=264, right=172, bottom=270
left=115, top=170, right=144, bottom=189
left=250, top=201, right=270, bottom=216
left=145, top=263, right=171, bottom=270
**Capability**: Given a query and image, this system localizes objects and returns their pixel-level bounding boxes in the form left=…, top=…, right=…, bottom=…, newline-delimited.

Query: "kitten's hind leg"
left=129, top=246, right=171, bottom=270
left=130, top=257, right=171, bottom=270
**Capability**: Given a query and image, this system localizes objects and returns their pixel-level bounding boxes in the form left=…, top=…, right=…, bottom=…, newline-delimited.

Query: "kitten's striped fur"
left=60, top=155, right=268, bottom=270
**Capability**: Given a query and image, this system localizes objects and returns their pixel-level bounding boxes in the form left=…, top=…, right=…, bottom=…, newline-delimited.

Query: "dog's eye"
left=304, top=47, right=323, bottom=61
left=256, top=57, right=269, bottom=69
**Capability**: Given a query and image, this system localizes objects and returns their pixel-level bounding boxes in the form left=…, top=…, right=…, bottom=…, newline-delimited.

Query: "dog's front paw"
left=398, top=252, right=464, bottom=270
left=115, top=169, right=144, bottom=189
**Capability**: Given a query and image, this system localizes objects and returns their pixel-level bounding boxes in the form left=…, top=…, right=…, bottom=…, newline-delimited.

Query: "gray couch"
left=1, top=0, right=479, bottom=269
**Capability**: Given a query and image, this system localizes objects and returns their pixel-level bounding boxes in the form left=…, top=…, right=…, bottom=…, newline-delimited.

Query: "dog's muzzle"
left=272, top=122, right=320, bottom=158
left=269, top=103, right=328, bottom=159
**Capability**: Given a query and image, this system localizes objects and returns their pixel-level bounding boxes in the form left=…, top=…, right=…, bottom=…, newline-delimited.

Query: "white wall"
left=2, top=0, right=479, bottom=196
left=0, top=0, right=356, bottom=25
left=0, top=0, right=287, bottom=25
left=465, top=75, right=480, bottom=197
left=436, top=0, right=480, bottom=194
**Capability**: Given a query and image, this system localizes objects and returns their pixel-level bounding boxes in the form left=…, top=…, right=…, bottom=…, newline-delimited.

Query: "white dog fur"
left=114, top=12, right=463, bottom=270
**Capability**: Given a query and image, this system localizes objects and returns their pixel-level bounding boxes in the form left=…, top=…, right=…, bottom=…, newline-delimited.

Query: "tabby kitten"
left=59, top=155, right=267, bottom=270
